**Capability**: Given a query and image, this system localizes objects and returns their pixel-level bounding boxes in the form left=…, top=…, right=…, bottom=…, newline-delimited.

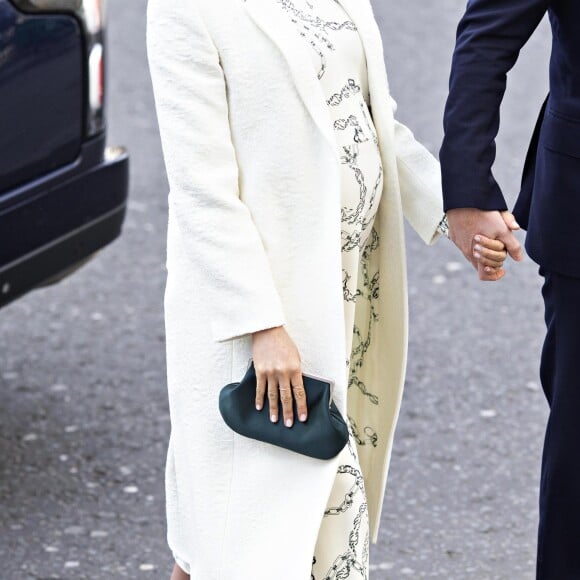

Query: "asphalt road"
left=0, top=1, right=552, bottom=579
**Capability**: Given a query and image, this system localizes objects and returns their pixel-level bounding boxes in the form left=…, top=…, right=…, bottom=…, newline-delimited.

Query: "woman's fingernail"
left=299, top=413, right=307, bottom=422
left=474, top=244, right=482, bottom=252
left=271, top=414, right=277, bottom=423
left=485, top=267, right=492, bottom=273
left=285, top=419, right=292, bottom=428
left=256, top=404, right=262, bottom=411
left=474, top=235, right=482, bottom=242
left=474, top=251, right=481, bottom=259
left=513, top=222, right=520, bottom=229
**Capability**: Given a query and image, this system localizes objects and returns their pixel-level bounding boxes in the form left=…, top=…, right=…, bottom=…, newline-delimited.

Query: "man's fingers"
left=501, top=211, right=520, bottom=231
left=473, top=244, right=507, bottom=264
left=478, top=256, right=507, bottom=268
left=478, top=262, right=506, bottom=281
left=473, top=234, right=505, bottom=252
left=499, top=231, right=524, bottom=262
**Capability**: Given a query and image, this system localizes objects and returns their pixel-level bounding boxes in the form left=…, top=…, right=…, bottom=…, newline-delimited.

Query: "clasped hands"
left=446, top=208, right=524, bottom=281
left=251, top=207, right=524, bottom=431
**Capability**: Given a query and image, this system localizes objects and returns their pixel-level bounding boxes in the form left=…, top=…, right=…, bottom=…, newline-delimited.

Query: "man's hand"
left=447, top=208, right=523, bottom=281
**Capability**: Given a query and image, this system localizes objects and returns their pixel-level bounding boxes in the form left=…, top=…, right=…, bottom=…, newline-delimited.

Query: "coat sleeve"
left=439, top=0, right=549, bottom=212
left=389, top=98, right=445, bottom=246
left=146, top=0, right=286, bottom=343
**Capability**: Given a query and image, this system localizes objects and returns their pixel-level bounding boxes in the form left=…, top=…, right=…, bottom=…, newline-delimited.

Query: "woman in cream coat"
left=146, top=0, right=506, bottom=577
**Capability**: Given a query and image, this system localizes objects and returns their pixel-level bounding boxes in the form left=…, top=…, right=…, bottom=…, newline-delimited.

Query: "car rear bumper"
left=0, top=139, right=129, bottom=308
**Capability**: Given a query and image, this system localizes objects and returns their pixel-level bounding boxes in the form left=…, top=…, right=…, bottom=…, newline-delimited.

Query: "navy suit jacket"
left=440, top=0, right=580, bottom=278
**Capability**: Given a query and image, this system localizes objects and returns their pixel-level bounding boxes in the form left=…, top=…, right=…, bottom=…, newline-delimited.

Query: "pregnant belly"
left=339, top=138, right=384, bottom=253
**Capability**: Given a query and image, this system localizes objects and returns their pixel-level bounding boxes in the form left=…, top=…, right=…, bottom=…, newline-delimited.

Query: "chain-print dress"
left=276, top=0, right=383, bottom=577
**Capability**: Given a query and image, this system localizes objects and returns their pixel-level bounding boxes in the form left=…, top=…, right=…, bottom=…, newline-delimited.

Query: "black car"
left=0, top=0, right=129, bottom=307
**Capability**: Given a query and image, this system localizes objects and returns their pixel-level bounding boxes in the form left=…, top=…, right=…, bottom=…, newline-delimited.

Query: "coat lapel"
left=241, top=0, right=388, bottom=161
left=241, top=0, right=339, bottom=160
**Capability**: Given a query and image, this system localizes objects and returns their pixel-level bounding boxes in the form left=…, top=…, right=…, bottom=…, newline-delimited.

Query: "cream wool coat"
left=146, top=0, right=444, bottom=576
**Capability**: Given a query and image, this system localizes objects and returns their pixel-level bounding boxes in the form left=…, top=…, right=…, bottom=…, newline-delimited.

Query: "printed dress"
left=276, top=0, right=384, bottom=578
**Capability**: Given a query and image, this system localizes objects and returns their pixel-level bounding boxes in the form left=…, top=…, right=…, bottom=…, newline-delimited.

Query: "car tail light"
left=12, top=0, right=106, bottom=137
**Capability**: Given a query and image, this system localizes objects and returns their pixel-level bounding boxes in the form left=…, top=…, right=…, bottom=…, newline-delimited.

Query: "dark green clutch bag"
left=219, top=360, right=349, bottom=460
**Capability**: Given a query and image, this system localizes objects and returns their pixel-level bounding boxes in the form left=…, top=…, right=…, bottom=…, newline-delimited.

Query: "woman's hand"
left=252, top=326, right=307, bottom=428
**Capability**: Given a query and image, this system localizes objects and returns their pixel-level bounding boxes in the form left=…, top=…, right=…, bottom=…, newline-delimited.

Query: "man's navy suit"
left=440, top=1, right=580, bottom=578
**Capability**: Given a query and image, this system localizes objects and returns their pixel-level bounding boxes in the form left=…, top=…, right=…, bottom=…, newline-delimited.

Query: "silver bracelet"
left=436, top=214, right=450, bottom=238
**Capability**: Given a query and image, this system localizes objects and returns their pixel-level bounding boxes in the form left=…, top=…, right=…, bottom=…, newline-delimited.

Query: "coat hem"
left=173, top=550, right=191, bottom=575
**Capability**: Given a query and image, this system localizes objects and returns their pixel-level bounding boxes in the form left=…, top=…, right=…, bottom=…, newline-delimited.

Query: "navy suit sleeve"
left=440, top=0, right=549, bottom=212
